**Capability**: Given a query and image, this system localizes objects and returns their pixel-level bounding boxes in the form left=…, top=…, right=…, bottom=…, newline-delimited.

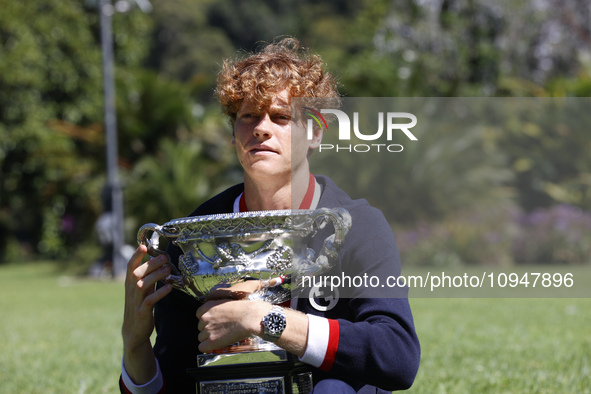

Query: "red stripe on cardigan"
left=319, top=319, right=340, bottom=371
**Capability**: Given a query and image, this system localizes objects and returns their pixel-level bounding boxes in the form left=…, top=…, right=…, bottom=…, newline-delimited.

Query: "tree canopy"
left=1, top=0, right=590, bottom=264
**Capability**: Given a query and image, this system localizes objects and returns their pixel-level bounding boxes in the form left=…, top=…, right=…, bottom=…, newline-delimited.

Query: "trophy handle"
left=137, top=223, right=168, bottom=258
left=137, top=223, right=186, bottom=289
left=308, top=207, right=352, bottom=274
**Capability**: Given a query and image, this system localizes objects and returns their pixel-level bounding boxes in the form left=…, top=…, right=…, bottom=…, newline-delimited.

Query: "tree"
left=125, top=134, right=239, bottom=229
left=308, top=97, right=514, bottom=224
left=0, top=0, right=151, bottom=260
left=345, top=0, right=590, bottom=97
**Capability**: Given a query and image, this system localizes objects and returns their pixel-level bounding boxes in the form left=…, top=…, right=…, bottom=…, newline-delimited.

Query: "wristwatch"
left=261, top=305, right=287, bottom=342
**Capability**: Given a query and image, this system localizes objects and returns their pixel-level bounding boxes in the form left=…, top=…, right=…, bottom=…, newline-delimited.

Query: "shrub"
left=395, top=204, right=591, bottom=267
left=512, top=204, right=591, bottom=265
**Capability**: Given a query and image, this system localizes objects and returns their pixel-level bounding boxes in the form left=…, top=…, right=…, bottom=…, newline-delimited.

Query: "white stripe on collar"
left=309, top=177, right=321, bottom=210
left=233, top=192, right=242, bottom=213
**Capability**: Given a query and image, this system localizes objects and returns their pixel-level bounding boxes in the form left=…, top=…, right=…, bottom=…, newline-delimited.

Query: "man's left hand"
left=205, top=280, right=263, bottom=301
left=196, top=299, right=269, bottom=353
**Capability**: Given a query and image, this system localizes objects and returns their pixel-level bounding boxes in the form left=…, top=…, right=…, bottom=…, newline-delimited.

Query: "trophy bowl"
left=137, top=207, right=351, bottom=394
left=137, top=207, right=351, bottom=303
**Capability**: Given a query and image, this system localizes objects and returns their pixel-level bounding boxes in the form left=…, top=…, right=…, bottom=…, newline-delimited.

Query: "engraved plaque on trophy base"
left=190, top=359, right=313, bottom=394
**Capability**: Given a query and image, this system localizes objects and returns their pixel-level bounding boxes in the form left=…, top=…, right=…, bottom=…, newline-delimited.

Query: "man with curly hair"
left=121, top=37, right=420, bottom=393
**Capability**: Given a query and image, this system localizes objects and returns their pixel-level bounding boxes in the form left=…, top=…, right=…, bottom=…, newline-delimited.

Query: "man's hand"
left=205, top=279, right=263, bottom=301
left=196, top=299, right=270, bottom=353
left=121, top=245, right=172, bottom=384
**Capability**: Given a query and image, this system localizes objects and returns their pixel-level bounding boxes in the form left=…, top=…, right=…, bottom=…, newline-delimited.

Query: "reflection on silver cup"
left=137, top=207, right=351, bottom=304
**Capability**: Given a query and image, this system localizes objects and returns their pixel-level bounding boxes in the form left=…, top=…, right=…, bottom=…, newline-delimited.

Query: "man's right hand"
left=121, top=245, right=172, bottom=384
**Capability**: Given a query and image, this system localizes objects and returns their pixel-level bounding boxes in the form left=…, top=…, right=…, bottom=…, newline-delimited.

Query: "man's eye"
left=240, top=113, right=258, bottom=121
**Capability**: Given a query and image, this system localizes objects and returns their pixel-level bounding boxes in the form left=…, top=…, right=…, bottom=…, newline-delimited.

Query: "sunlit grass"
left=409, top=297, right=591, bottom=393
left=0, top=262, right=124, bottom=393
left=0, top=262, right=589, bottom=393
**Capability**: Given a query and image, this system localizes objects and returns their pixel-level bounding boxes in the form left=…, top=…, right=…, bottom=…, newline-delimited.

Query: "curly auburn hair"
left=215, top=37, right=340, bottom=123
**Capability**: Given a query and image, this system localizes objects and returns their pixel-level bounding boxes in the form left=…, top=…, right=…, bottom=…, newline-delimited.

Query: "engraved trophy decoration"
left=137, top=207, right=351, bottom=394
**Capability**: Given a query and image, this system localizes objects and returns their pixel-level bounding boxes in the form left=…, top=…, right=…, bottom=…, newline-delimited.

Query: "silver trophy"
left=137, top=207, right=351, bottom=394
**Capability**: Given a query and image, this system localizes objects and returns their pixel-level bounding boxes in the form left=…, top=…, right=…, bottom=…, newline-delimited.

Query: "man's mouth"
left=249, top=145, right=277, bottom=154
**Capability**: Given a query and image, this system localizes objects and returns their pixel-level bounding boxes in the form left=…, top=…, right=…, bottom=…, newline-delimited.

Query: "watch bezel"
left=262, top=305, right=286, bottom=342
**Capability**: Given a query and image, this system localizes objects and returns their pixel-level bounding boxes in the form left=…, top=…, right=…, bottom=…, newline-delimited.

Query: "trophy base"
left=189, top=355, right=313, bottom=394
left=197, top=337, right=287, bottom=367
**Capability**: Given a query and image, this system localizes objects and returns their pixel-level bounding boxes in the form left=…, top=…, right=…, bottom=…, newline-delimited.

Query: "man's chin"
left=245, top=164, right=290, bottom=180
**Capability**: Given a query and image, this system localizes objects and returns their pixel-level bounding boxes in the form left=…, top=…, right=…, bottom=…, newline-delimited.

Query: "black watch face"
left=268, top=313, right=286, bottom=333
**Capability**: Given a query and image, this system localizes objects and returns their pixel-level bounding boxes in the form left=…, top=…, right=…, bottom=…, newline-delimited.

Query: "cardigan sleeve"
left=301, top=203, right=421, bottom=391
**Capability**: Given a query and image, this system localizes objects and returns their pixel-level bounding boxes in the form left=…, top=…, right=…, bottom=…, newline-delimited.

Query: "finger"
left=205, top=287, right=229, bottom=301
left=126, top=245, right=148, bottom=281
left=135, top=264, right=171, bottom=294
left=206, top=288, right=249, bottom=301
left=133, top=254, right=168, bottom=281
left=198, top=341, right=209, bottom=353
left=198, top=341, right=218, bottom=354
left=195, top=299, right=226, bottom=320
left=196, top=303, right=210, bottom=320
left=197, top=318, right=205, bottom=332
left=197, top=330, right=209, bottom=344
left=132, top=283, right=172, bottom=325
left=142, top=283, right=173, bottom=308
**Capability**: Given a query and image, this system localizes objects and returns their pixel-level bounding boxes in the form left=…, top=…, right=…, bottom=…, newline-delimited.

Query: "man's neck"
left=243, top=169, right=310, bottom=211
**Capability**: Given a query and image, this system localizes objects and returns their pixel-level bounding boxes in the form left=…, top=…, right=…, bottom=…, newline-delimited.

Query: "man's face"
left=232, top=89, right=320, bottom=183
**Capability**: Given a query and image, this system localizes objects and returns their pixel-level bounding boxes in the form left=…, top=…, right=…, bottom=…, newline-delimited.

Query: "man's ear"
left=308, top=127, right=323, bottom=150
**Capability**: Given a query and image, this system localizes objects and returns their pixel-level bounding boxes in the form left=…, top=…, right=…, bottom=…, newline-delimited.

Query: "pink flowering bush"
left=395, top=204, right=591, bottom=266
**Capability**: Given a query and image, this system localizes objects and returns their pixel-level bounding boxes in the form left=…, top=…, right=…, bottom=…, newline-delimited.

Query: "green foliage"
left=0, top=0, right=151, bottom=260
left=396, top=203, right=520, bottom=267
left=38, top=202, right=67, bottom=259
left=0, top=1, right=103, bottom=124
left=489, top=98, right=591, bottom=211
left=546, top=68, right=591, bottom=97
left=2, top=0, right=591, bottom=263
left=366, top=0, right=590, bottom=97
left=145, top=0, right=235, bottom=88
left=397, top=203, right=591, bottom=267
left=125, top=135, right=239, bottom=227
left=115, top=69, right=199, bottom=161
left=512, top=204, right=591, bottom=265
left=310, top=98, right=514, bottom=224
left=118, top=69, right=241, bottom=229
left=396, top=202, right=591, bottom=267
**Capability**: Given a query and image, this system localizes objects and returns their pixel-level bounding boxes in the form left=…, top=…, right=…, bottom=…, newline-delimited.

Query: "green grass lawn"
left=0, top=262, right=589, bottom=393
left=409, top=297, right=590, bottom=393
left=0, top=262, right=124, bottom=393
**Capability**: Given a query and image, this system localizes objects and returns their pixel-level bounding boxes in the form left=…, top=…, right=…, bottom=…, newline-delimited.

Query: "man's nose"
left=253, top=114, right=272, bottom=138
